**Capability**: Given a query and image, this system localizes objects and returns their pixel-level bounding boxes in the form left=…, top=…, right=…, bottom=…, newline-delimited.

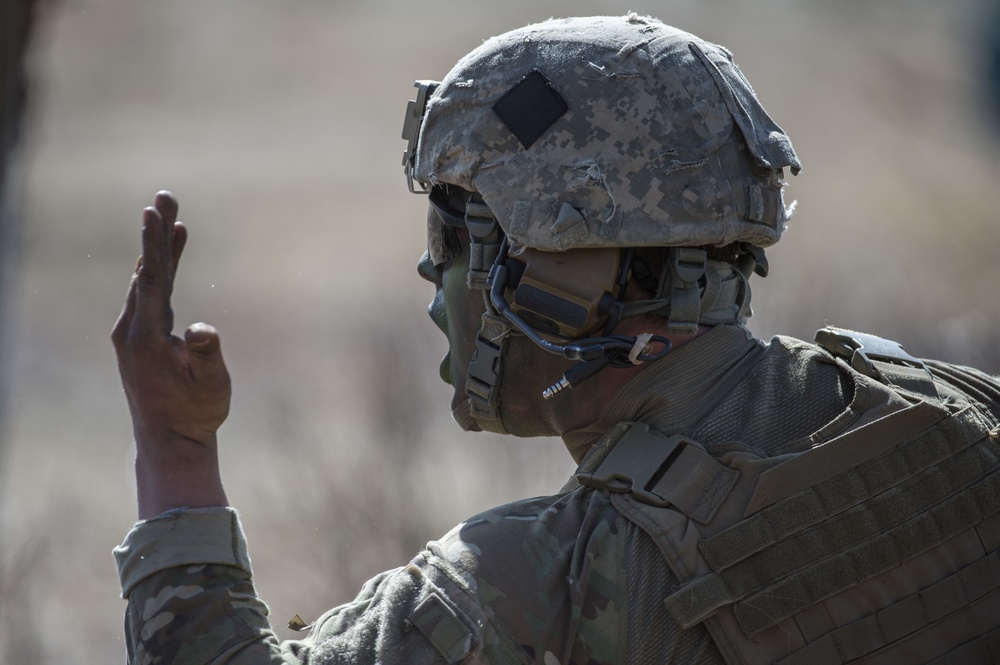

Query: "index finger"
left=110, top=255, right=142, bottom=351
left=133, top=204, right=175, bottom=338
left=153, top=190, right=179, bottom=261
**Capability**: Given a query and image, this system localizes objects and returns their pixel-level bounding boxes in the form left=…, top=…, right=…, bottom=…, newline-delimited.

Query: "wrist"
left=133, top=430, right=228, bottom=520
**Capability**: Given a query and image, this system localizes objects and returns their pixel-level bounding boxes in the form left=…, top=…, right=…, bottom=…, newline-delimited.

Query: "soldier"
left=112, top=15, right=1000, bottom=665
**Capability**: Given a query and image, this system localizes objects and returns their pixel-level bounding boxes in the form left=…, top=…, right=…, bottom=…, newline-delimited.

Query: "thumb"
left=184, top=323, right=228, bottom=380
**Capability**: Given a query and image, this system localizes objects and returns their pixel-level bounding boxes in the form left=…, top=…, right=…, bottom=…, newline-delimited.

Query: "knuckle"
left=136, top=266, right=158, bottom=289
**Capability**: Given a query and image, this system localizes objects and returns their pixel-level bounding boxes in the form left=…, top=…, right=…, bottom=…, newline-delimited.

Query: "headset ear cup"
left=507, top=247, right=623, bottom=340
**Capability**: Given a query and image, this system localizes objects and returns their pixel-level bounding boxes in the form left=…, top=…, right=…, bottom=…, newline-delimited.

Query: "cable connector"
left=542, top=378, right=570, bottom=400
left=542, top=355, right=613, bottom=399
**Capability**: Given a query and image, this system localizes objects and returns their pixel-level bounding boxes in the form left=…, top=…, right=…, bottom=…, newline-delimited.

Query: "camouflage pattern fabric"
left=115, top=326, right=1000, bottom=664
left=115, top=493, right=626, bottom=664
left=413, top=15, right=801, bottom=253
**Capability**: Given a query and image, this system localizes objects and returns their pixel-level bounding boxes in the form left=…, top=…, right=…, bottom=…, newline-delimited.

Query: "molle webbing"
left=707, top=462, right=1000, bottom=638
left=664, top=406, right=993, bottom=633
left=928, top=625, right=1000, bottom=665
left=778, top=523, right=1000, bottom=665
left=706, top=401, right=962, bottom=571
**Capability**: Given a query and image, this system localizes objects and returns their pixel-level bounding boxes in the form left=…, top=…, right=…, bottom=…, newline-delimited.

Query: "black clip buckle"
left=576, top=423, right=691, bottom=508
left=467, top=335, right=506, bottom=388
left=815, top=327, right=928, bottom=381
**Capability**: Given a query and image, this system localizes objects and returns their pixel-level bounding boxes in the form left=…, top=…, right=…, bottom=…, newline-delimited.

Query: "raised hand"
left=111, top=191, right=231, bottom=519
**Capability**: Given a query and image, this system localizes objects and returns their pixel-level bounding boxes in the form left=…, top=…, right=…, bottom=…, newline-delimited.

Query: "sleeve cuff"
left=113, top=506, right=252, bottom=598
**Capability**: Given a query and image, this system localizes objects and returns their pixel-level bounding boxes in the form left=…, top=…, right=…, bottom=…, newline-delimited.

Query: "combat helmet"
left=402, top=14, right=801, bottom=431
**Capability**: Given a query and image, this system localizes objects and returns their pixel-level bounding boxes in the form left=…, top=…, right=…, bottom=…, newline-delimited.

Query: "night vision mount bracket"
left=401, top=80, right=440, bottom=194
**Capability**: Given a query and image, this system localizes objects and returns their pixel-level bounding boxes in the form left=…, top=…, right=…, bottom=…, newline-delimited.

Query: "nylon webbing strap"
left=629, top=260, right=748, bottom=326
left=649, top=445, right=739, bottom=524
left=466, top=240, right=502, bottom=290
left=663, top=407, right=993, bottom=631
left=699, top=261, right=721, bottom=316
left=779, top=512, right=1000, bottom=663
left=465, top=194, right=503, bottom=289
left=464, top=197, right=507, bottom=421
left=872, top=361, right=939, bottom=396
left=705, top=406, right=981, bottom=573
left=927, top=626, right=1000, bottom=665
left=779, top=547, right=1000, bottom=665
left=465, top=200, right=501, bottom=291
left=739, top=399, right=956, bottom=527
left=465, top=311, right=511, bottom=423
left=575, top=422, right=738, bottom=525
left=662, top=247, right=706, bottom=335
left=698, top=266, right=747, bottom=326
left=665, top=464, right=1000, bottom=634
left=735, top=464, right=1000, bottom=636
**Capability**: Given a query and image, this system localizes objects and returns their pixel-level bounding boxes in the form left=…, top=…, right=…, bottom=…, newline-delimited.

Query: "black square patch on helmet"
left=492, top=70, right=568, bottom=149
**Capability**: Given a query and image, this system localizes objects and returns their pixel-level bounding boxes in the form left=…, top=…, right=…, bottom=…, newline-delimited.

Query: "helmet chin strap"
left=459, top=195, right=513, bottom=433
left=452, top=395, right=496, bottom=434
left=463, top=308, right=515, bottom=434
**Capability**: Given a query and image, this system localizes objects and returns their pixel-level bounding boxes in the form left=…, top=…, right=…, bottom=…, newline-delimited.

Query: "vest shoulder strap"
left=576, top=422, right=738, bottom=525
left=815, top=326, right=939, bottom=398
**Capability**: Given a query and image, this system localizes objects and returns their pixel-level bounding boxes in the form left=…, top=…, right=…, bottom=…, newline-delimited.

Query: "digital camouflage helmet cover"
left=404, top=14, right=801, bottom=255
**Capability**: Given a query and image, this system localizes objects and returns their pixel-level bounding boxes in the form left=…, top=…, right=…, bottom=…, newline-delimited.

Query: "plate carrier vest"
left=574, top=327, right=1000, bottom=664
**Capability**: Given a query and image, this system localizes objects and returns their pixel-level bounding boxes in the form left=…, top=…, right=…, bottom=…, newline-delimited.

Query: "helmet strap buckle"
left=465, top=193, right=503, bottom=291
left=661, top=247, right=707, bottom=335
left=465, top=311, right=514, bottom=426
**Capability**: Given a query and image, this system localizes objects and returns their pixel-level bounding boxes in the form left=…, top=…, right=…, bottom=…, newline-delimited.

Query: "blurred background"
left=1, top=0, right=999, bottom=662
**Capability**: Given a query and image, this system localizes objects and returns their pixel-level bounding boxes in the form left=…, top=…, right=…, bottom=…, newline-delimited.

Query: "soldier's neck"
left=559, top=324, right=760, bottom=463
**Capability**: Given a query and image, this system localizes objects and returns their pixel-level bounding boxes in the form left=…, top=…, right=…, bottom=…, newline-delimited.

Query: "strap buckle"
left=576, top=423, right=691, bottom=508
left=669, top=246, right=707, bottom=284
left=467, top=335, right=506, bottom=391
left=815, top=326, right=928, bottom=381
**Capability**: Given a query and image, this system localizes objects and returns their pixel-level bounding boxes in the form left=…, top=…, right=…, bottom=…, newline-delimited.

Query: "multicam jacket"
left=115, top=325, right=1000, bottom=664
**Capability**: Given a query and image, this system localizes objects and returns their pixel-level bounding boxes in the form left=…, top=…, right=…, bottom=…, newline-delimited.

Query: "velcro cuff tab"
left=408, top=591, right=477, bottom=664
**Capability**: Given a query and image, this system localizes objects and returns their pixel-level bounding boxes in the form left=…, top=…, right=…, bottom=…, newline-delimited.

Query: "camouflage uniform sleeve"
left=114, top=507, right=298, bottom=664
left=114, top=507, right=526, bottom=665
left=423, top=489, right=627, bottom=665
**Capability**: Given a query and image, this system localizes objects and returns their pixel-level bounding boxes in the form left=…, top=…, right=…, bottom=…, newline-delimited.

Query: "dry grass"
left=2, top=1, right=999, bottom=662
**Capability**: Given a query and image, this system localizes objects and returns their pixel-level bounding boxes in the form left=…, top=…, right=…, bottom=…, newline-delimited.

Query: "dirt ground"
left=2, top=1, right=999, bottom=662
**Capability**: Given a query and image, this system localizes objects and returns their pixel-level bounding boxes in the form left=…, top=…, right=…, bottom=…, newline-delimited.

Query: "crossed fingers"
left=112, top=191, right=187, bottom=348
